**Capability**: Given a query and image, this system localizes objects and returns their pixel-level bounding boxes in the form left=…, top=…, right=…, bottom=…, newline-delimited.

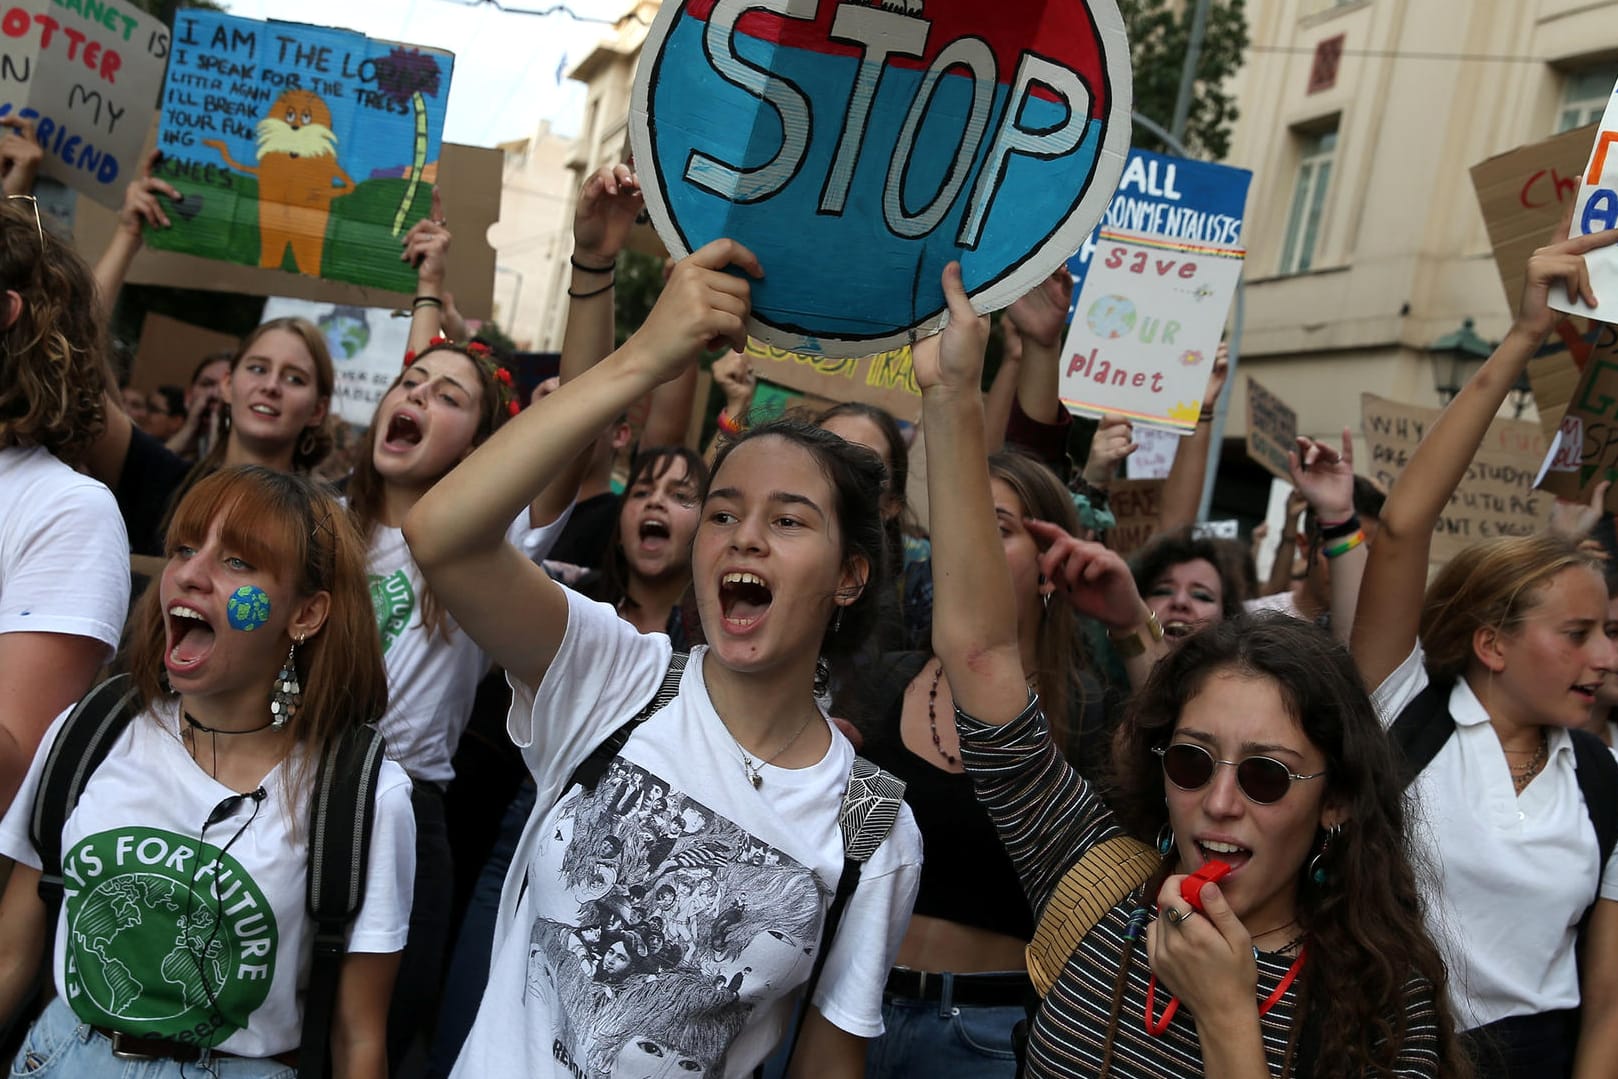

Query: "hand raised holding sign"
left=1517, top=228, right=1618, bottom=340
left=1006, top=268, right=1074, bottom=350
left=624, top=239, right=762, bottom=384
left=118, top=149, right=182, bottom=238
left=912, top=262, right=990, bottom=398
left=401, top=188, right=451, bottom=284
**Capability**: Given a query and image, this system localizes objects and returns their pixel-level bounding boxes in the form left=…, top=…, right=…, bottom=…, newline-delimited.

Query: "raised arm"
left=916, top=263, right=1026, bottom=724
left=1158, top=343, right=1228, bottom=532
left=404, top=240, right=760, bottom=687
left=983, top=318, right=1021, bottom=454
left=1287, top=429, right=1364, bottom=645
left=562, top=163, right=642, bottom=385
left=400, top=188, right=450, bottom=355
left=1352, top=229, right=1618, bottom=688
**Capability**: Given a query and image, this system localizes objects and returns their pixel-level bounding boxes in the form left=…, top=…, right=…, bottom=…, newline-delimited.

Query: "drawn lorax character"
left=202, top=89, right=355, bottom=276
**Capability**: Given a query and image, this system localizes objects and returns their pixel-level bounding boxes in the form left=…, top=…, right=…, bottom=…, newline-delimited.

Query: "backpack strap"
left=31, top=674, right=140, bottom=926
left=1569, top=729, right=1618, bottom=873
left=299, top=723, right=388, bottom=1079
left=1388, top=676, right=1456, bottom=788
left=1025, top=836, right=1160, bottom=996
left=779, top=757, right=906, bottom=1069
left=564, top=651, right=689, bottom=799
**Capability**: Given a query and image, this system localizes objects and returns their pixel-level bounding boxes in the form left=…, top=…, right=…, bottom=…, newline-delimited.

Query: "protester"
left=0, top=466, right=414, bottom=1077
left=146, top=384, right=186, bottom=440
left=1131, top=526, right=1247, bottom=644
left=1352, top=230, right=1618, bottom=1079
left=915, top=258, right=1464, bottom=1078
left=164, top=353, right=235, bottom=461
left=0, top=198, right=130, bottom=817
left=86, top=154, right=336, bottom=556
left=854, top=448, right=1111, bottom=1078
left=406, top=238, right=922, bottom=1077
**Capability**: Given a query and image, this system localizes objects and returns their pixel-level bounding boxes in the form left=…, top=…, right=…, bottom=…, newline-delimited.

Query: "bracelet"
left=570, top=255, right=615, bottom=274
left=1198, top=407, right=1215, bottom=423
left=716, top=409, right=747, bottom=437
left=568, top=278, right=616, bottom=300
left=412, top=296, right=443, bottom=309
left=1108, top=609, right=1164, bottom=658
left=1318, top=514, right=1360, bottom=540
left=1323, top=530, right=1365, bottom=559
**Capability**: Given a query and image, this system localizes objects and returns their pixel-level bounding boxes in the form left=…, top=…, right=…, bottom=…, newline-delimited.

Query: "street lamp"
left=1427, top=318, right=1493, bottom=403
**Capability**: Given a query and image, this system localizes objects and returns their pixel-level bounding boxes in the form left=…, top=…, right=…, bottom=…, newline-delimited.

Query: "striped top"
left=957, top=695, right=1443, bottom=1078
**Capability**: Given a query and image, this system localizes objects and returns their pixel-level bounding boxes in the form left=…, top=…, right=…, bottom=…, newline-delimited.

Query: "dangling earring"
left=159, top=667, right=174, bottom=695
left=1041, top=591, right=1052, bottom=614
left=1308, top=823, right=1342, bottom=885
left=1157, top=823, right=1175, bottom=857
left=270, top=639, right=302, bottom=729
left=832, top=606, right=844, bottom=635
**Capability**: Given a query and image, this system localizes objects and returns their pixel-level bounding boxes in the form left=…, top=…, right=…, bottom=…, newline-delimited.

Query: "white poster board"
left=261, top=296, right=408, bottom=425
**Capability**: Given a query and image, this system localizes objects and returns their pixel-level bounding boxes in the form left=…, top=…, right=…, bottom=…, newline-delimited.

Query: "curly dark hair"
left=0, top=199, right=107, bottom=465
left=1129, top=524, right=1248, bottom=619
left=709, top=418, right=892, bottom=673
left=1110, top=613, right=1468, bottom=1079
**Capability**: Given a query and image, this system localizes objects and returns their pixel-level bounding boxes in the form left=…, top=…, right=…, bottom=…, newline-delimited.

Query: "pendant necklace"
left=729, top=711, right=818, bottom=789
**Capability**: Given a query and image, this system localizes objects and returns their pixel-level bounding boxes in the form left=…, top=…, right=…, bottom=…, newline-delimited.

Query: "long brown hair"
left=127, top=466, right=388, bottom=799
left=345, top=341, right=515, bottom=638
left=0, top=200, right=107, bottom=466
left=1111, top=614, right=1469, bottom=1079
left=1419, top=532, right=1605, bottom=685
left=987, top=448, right=1090, bottom=751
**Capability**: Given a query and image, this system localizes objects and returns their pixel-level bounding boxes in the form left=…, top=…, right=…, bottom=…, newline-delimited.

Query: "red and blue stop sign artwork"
left=630, top=0, right=1132, bottom=359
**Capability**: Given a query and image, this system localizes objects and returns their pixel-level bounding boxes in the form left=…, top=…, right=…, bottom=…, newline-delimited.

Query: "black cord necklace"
left=184, top=712, right=275, bottom=736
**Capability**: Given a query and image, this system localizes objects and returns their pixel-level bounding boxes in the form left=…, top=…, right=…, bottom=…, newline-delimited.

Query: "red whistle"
left=1180, top=860, right=1232, bottom=912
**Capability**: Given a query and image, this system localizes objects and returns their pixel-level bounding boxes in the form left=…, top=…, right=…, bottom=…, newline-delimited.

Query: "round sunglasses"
left=1153, top=742, right=1326, bottom=805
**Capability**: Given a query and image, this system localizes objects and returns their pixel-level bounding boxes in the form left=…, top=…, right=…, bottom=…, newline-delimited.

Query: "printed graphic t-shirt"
left=450, top=588, right=922, bottom=1079
left=0, top=700, right=416, bottom=1058
left=365, top=509, right=569, bottom=786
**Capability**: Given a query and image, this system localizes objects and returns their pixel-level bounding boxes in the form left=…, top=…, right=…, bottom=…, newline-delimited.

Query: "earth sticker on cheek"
left=226, top=586, right=272, bottom=631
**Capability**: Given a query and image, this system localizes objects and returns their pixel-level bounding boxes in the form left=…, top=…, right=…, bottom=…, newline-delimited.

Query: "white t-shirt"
left=451, top=588, right=922, bottom=1079
left=0, top=699, right=416, bottom=1057
left=0, top=445, right=129, bottom=653
left=1374, top=645, right=1618, bottom=1029
left=367, top=508, right=570, bottom=786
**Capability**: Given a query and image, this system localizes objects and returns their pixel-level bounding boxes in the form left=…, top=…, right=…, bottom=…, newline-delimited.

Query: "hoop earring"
left=1157, top=824, right=1174, bottom=857
left=270, top=640, right=302, bottom=729
left=1041, top=591, right=1052, bottom=614
left=298, top=426, right=320, bottom=459
left=1308, top=823, right=1342, bottom=885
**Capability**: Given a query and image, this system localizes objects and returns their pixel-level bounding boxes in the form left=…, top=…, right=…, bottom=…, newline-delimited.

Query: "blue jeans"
left=864, top=992, right=1021, bottom=1079
left=425, top=778, right=536, bottom=1078
left=10, top=998, right=296, bottom=1078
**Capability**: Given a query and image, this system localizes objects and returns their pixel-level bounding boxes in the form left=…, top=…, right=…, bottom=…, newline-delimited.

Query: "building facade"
left=486, top=119, right=578, bottom=350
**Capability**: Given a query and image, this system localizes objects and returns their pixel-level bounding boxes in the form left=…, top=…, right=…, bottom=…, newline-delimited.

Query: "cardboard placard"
left=69, top=140, right=501, bottom=320
left=1063, top=149, right=1251, bottom=322
left=1245, top=375, right=1297, bottom=481
left=0, top=0, right=170, bottom=207
left=1106, top=477, right=1165, bottom=556
left=261, top=296, right=411, bottom=425
left=628, top=0, right=1133, bottom=358
left=1125, top=423, right=1179, bottom=480
left=147, top=12, right=454, bottom=292
left=1362, top=393, right=1548, bottom=564
left=131, top=313, right=240, bottom=393
left=1470, top=124, right=1602, bottom=441
left=742, top=337, right=921, bottom=423
left=1536, top=324, right=1618, bottom=510
left=1058, top=229, right=1244, bottom=431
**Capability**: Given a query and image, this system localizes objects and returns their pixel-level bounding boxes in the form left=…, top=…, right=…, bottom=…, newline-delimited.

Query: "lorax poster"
left=147, top=12, right=454, bottom=292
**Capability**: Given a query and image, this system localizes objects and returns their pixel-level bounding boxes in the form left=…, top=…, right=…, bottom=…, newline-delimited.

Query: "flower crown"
left=403, top=334, right=520, bottom=416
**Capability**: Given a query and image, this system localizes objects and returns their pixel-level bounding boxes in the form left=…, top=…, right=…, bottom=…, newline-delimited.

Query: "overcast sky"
left=220, top=0, right=629, bottom=147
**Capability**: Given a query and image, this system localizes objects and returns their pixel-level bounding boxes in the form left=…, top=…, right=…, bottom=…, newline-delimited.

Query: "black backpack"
left=25, top=674, right=386, bottom=1079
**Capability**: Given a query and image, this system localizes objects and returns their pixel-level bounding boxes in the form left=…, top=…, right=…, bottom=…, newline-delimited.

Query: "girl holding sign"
left=1352, top=230, right=1618, bottom=1079
left=918, top=260, right=1464, bottom=1078
left=86, top=152, right=337, bottom=557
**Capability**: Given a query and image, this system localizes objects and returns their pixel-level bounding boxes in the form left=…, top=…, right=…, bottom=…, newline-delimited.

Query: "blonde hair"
left=1419, top=532, right=1606, bottom=683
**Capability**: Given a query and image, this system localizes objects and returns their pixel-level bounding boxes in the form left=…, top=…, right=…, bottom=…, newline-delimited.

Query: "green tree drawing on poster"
left=375, top=48, right=444, bottom=236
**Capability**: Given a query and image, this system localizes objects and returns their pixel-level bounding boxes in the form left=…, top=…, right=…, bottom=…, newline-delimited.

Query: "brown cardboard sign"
left=1362, top=393, right=1548, bottom=564
left=1245, top=375, right=1297, bottom=481
left=1536, top=325, right=1618, bottom=510
left=1107, top=478, right=1166, bottom=557
left=742, top=338, right=921, bottom=423
left=131, top=313, right=240, bottom=392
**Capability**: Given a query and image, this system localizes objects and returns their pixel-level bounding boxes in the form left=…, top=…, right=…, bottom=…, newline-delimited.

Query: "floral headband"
left=403, top=334, right=520, bottom=416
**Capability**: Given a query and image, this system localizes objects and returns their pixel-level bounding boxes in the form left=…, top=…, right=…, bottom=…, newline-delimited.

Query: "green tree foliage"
left=1122, top=0, right=1250, bottom=160
left=614, top=249, right=667, bottom=348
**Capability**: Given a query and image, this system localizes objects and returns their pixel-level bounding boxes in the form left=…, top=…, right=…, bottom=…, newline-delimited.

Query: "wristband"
left=716, top=409, right=747, bottom=437
left=412, top=296, right=443, bottom=309
left=1318, top=514, right=1360, bottom=541
left=570, top=255, right=615, bottom=274
left=568, top=278, right=616, bottom=300
left=1108, top=609, right=1164, bottom=658
left=1323, top=530, right=1365, bottom=559
left=1198, top=406, right=1215, bottom=423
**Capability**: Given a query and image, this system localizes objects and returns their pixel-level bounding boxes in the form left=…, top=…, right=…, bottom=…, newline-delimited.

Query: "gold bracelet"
left=1108, top=609, right=1164, bottom=658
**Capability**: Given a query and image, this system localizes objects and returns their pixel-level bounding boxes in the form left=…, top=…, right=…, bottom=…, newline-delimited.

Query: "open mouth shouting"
left=166, top=603, right=218, bottom=675
left=637, top=516, right=671, bottom=550
left=719, top=571, right=773, bottom=631
left=381, top=410, right=424, bottom=453
left=1163, top=619, right=1197, bottom=641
